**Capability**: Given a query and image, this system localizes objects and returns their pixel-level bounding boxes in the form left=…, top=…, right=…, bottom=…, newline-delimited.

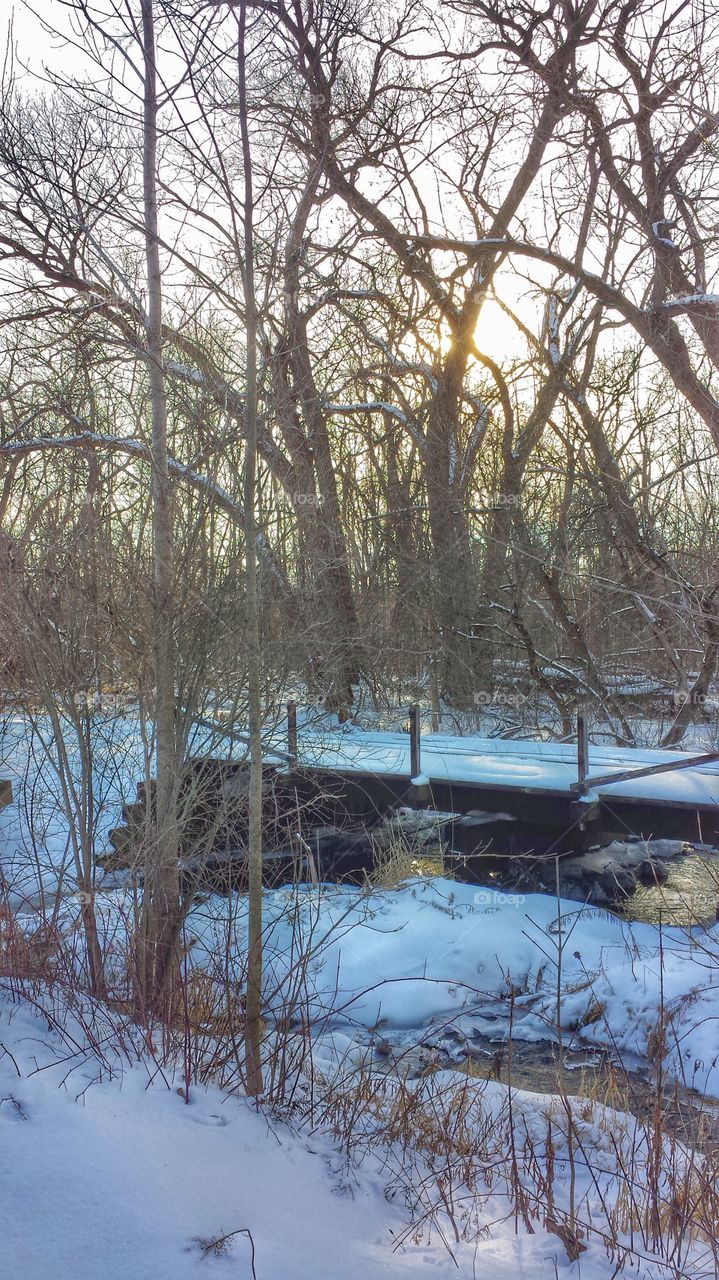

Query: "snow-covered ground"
left=2, top=989, right=716, bottom=1280
left=0, top=712, right=147, bottom=907
left=2, top=711, right=719, bottom=1278
left=0, top=711, right=241, bottom=906
left=182, top=878, right=719, bottom=1097
left=0, top=995, right=456, bottom=1280
left=2, top=712, right=718, bottom=1097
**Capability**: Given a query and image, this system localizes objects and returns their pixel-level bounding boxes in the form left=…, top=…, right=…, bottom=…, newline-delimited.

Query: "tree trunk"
left=238, top=0, right=264, bottom=1097
left=279, top=175, right=363, bottom=707
left=139, top=0, right=181, bottom=1016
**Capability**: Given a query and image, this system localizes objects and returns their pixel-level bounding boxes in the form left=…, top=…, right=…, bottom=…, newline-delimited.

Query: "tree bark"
left=139, top=0, right=181, bottom=1016
left=237, top=0, right=264, bottom=1098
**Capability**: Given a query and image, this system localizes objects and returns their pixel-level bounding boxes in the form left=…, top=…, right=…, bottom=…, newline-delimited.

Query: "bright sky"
left=474, top=297, right=531, bottom=363
left=3, top=3, right=72, bottom=74
left=2, top=1, right=538, bottom=367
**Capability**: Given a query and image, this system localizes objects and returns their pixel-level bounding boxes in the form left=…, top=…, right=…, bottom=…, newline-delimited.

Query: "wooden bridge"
left=275, top=715, right=719, bottom=848
left=99, top=709, right=719, bottom=893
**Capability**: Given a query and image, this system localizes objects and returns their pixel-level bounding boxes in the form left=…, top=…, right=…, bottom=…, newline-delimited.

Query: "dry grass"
left=299, top=1051, right=719, bottom=1271
left=367, top=830, right=447, bottom=889
left=3, top=880, right=719, bottom=1277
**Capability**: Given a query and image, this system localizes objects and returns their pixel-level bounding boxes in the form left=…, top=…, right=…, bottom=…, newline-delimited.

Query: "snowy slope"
left=186, top=878, right=719, bottom=1097
left=0, top=993, right=669, bottom=1280
left=0, top=997, right=449, bottom=1280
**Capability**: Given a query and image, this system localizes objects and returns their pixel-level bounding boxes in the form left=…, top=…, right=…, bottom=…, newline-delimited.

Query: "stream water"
left=363, top=1025, right=719, bottom=1151
left=623, top=850, right=719, bottom=926
left=380, top=834, right=719, bottom=1131
left=403, top=842, right=719, bottom=926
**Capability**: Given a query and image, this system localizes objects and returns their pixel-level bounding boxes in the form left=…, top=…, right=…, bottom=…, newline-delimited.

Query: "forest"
left=1, top=3, right=718, bottom=1278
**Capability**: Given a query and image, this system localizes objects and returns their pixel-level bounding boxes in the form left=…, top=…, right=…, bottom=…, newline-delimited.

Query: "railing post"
left=287, top=700, right=298, bottom=766
left=410, top=703, right=421, bottom=779
left=577, top=713, right=588, bottom=787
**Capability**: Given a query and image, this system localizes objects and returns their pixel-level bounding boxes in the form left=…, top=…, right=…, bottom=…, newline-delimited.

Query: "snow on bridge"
left=284, top=725, right=719, bottom=812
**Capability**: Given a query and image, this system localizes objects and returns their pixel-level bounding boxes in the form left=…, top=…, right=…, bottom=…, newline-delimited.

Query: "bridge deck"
left=286, top=728, right=719, bottom=813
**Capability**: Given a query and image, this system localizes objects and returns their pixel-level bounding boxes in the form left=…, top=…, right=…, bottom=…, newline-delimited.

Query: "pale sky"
left=3, top=3, right=76, bottom=76
left=1, top=1, right=535, bottom=365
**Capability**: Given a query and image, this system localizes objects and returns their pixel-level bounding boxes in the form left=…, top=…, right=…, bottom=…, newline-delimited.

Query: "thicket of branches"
left=1, top=0, right=719, bottom=1035
left=1, top=0, right=718, bottom=723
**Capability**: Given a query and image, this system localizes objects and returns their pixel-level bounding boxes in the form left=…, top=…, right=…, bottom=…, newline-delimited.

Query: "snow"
left=651, top=221, right=677, bottom=248
left=3, top=713, right=718, bottom=1104
left=290, top=724, right=719, bottom=808
left=547, top=294, right=561, bottom=365
left=0, top=998, right=454, bottom=1280
left=165, top=358, right=205, bottom=384
left=13, top=709, right=719, bottom=917
left=2, top=972, right=716, bottom=1280
left=325, top=399, right=410, bottom=425
left=183, top=878, right=719, bottom=1098
left=3, top=716, right=719, bottom=1278
left=0, top=713, right=147, bottom=908
left=657, top=293, right=719, bottom=309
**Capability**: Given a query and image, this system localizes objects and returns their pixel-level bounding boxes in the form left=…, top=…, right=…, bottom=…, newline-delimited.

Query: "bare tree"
left=236, top=0, right=264, bottom=1096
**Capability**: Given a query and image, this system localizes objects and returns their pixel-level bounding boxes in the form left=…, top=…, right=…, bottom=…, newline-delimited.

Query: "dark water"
left=380, top=809, right=719, bottom=927
left=403, top=842, right=719, bottom=927
left=367, top=1027, right=719, bottom=1148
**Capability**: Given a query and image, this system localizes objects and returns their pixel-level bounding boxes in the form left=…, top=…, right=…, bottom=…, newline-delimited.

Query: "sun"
left=473, top=295, right=531, bottom=365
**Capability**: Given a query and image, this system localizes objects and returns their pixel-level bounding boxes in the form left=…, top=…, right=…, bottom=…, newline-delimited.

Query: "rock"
left=597, top=867, right=637, bottom=899
left=638, top=858, right=669, bottom=887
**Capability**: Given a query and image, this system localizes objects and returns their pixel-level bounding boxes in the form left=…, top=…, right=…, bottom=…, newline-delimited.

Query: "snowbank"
left=0, top=996, right=431, bottom=1280
left=187, top=878, right=719, bottom=1096
left=2, top=990, right=712, bottom=1280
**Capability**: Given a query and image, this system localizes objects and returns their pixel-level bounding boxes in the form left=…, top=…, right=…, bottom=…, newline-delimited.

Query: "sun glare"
left=473, top=296, right=530, bottom=365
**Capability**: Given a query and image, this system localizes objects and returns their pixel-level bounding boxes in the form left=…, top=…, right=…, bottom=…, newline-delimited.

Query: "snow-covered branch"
left=0, top=431, right=291, bottom=591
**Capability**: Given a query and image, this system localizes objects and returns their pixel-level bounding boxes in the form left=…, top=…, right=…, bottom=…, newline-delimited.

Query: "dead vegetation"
left=4, top=874, right=718, bottom=1278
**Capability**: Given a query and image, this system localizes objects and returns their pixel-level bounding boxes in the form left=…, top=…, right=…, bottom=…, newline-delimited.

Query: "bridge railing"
left=283, top=700, right=719, bottom=796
